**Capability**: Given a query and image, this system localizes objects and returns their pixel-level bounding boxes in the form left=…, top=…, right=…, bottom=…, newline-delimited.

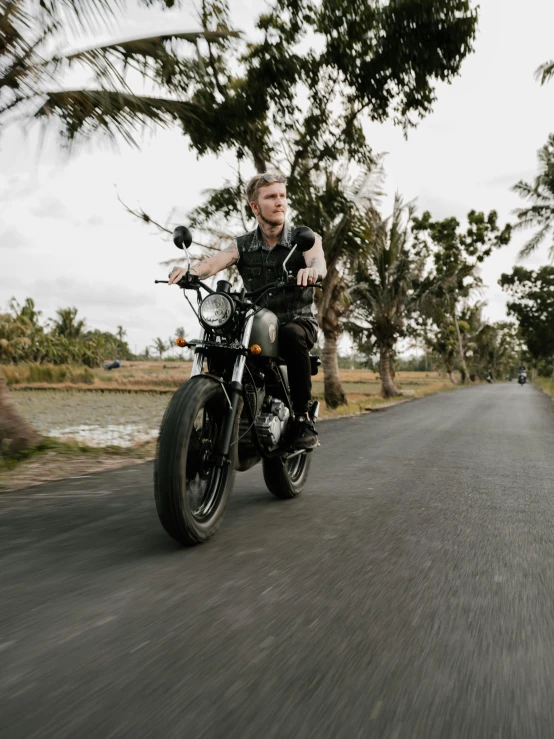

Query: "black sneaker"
left=292, top=415, right=318, bottom=450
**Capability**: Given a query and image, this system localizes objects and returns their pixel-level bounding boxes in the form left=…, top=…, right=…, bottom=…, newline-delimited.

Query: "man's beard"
left=259, top=211, right=285, bottom=229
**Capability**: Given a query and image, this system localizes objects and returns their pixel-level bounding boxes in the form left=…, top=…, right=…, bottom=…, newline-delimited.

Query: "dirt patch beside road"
left=0, top=440, right=156, bottom=492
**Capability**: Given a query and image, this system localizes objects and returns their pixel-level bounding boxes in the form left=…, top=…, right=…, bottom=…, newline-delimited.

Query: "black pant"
left=279, top=319, right=317, bottom=415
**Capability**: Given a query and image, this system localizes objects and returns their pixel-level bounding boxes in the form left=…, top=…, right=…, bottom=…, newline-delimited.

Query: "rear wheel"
left=154, top=377, right=237, bottom=546
left=262, top=451, right=312, bottom=499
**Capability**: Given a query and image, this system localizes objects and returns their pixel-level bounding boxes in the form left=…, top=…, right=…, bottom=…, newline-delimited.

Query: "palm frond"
left=512, top=179, right=544, bottom=201
left=34, top=89, right=203, bottom=146
left=68, top=30, right=240, bottom=65
left=37, top=0, right=120, bottom=31
left=514, top=205, right=554, bottom=231
left=518, top=223, right=552, bottom=259
left=1, top=19, right=58, bottom=92
left=535, top=60, right=554, bottom=86
left=60, top=28, right=241, bottom=94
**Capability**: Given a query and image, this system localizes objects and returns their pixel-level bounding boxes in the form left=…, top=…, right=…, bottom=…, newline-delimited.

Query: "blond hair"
left=245, top=173, right=286, bottom=204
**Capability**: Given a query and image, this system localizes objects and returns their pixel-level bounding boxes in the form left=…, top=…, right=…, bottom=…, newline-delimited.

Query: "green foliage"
left=346, top=195, right=429, bottom=358
left=182, top=0, right=478, bottom=262
left=413, top=209, right=512, bottom=299
left=6, top=0, right=477, bottom=245
left=0, top=0, right=197, bottom=140
left=513, top=135, right=554, bottom=260
left=0, top=298, right=133, bottom=367
left=536, top=60, right=554, bottom=86
left=412, top=209, right=511, bottom=378
left=499, top=266, right=554, bottom=368
left=459, top=306, right=523, bottom=380
left=345, top=203, right=514, bottom=382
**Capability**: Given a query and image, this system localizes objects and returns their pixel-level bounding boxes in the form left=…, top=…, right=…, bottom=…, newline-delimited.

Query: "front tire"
left=262, top=451, right=312, bottom=499
left=154, top=377, right=237, bottom=546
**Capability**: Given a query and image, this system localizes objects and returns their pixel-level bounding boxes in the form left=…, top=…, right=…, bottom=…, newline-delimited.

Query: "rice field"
left=11, top=390, right=169, bottom=447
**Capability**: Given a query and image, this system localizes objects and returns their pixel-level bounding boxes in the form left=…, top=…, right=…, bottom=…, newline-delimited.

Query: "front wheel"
left=154, top=377, right=237, bottom=546
left=262, top=451, right=312, bottom=499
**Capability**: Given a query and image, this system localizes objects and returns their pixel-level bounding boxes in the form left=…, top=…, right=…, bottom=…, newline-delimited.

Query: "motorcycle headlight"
left=199, top=293, right=234, bottom=328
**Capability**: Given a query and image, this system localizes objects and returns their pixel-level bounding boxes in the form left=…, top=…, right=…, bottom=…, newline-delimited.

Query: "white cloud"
left=30, top=195, right=68, bottom=220
left=0, top=226, right=26, bottom=249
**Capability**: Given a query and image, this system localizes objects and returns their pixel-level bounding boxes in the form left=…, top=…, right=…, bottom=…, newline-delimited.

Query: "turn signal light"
left=175, top=337, right=187, bottom=347
left=250, top=344, right=262, bottom=355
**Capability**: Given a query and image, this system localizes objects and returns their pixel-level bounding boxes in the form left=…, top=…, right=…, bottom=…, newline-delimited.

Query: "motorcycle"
left=154, top=225, right=321, bottom=546
left=485, top=372, right=493, bottom=384
left=518, top=372, right=527, bottom=386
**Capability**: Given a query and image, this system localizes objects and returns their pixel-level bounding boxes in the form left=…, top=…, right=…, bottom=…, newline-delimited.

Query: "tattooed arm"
left=168, top=243, right=239, bottom=285
left=297, top=233, right=327, bottom=286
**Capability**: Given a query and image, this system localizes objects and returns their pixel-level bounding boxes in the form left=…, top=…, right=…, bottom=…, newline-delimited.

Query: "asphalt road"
left=1, top=384, right=554, bottom=738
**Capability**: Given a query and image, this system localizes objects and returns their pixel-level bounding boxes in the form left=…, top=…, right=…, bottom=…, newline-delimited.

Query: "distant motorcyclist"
left=518, top=365, right=527, bottom=385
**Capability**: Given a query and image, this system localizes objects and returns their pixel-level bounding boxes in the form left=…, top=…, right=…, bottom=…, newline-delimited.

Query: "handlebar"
left=154, top=273, right=214, bottom=293
left=245, top=280, right=322, bottom=298
left=155, top=274, right=322, bottom=312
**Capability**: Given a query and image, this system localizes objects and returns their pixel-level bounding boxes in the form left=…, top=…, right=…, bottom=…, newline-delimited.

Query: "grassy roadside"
left=316, top=380, right=458, bottom=419
left=0, top=438, right=157, bottom=493
left=534, top=376, right=554, bottom=399
left=0, top=437, right=155, bottom=471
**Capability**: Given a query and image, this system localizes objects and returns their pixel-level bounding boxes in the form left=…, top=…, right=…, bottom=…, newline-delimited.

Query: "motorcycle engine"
left=255, top=397, right=291, bottom=451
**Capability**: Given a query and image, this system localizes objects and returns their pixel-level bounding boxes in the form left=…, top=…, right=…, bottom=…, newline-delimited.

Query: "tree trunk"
left=318, top=265, right=349, bottom=409
left=444, top=358, right=456, bottom=384
left=453, top=312, right=471, bottom=384
left=379, top=345, right=401, bottom=398
left=0, top=375, right=41, bottom=455
left=322, top=330, right=346, bottom=408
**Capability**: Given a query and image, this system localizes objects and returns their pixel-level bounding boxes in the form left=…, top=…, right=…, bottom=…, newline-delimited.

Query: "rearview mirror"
left=290, top=226, right=316, bottom=252
left=173, top=226, right=192, bottom=250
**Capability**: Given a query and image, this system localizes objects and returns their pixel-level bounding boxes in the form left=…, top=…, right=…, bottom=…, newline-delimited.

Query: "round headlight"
left=199, top=293, right=234, bottom=328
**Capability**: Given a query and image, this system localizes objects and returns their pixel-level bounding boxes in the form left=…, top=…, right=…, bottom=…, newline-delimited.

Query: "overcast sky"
left=1, top=0, right=553, bottom=355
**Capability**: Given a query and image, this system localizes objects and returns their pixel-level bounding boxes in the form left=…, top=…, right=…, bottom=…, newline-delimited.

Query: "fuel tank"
left=250, top=308, right=280, bottom=358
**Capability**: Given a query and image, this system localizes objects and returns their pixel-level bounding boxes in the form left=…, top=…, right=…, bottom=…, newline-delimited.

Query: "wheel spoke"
left=186, top=427, right=203, bottom=480
left=185, top=403, right=223, bottom=519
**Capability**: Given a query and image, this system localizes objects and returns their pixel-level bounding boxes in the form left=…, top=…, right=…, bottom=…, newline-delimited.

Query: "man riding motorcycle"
left=169, top=173, right=327, bottom=450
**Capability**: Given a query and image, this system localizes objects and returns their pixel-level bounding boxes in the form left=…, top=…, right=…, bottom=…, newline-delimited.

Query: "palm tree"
left=0, top=0, right=237, bottom=455
left=52, top=307, right=86, bottom=340
left=116, top=325, right=126, bottom=342
left=536, top=59, right=554, bottom=86
left=152, top=337, right=167, bottom=359
left=513, top=135, right=554, bottom=260
left=424, top=315, right=458, bottom=384
left=346, top=195, right=427, bottom=399
left=313, top=164, right=385, bottom=407
left=1, top=0, right=238, bottom=144
left=10, top=297, right=42, bottom=326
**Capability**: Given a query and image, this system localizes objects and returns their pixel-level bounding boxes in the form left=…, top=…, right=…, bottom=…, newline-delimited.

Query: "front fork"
left=190, top=314, right=255, bottom=467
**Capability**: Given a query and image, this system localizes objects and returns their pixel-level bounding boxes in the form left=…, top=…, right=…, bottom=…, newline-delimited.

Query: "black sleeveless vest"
left=236, top=224, right=317, bottom=325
